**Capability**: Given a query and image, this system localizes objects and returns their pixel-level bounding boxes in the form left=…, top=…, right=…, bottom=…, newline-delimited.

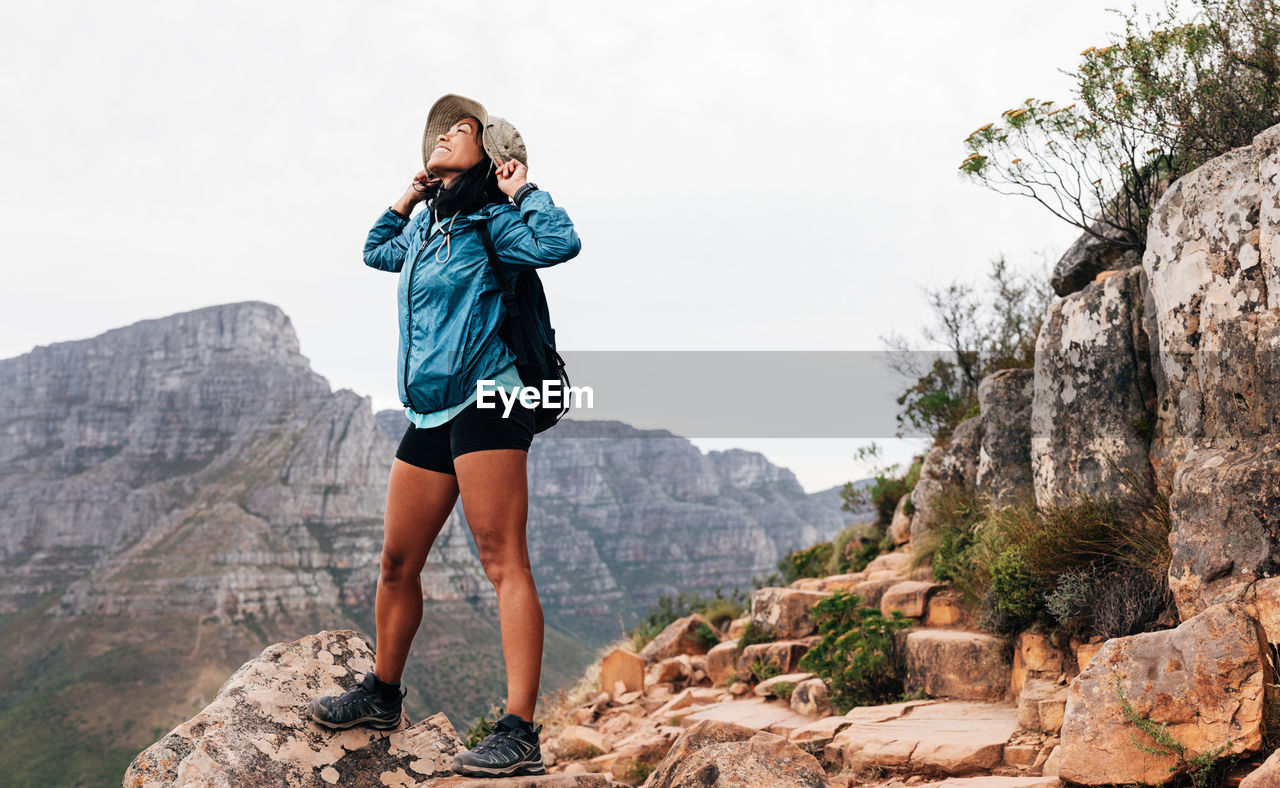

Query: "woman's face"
left=427, top=116, right=485, bottom=177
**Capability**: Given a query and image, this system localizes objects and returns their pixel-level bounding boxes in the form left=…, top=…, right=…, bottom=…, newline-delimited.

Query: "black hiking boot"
left=309, top=671, right=405, bottom=731
left=451, top=712, right=546, bottom=777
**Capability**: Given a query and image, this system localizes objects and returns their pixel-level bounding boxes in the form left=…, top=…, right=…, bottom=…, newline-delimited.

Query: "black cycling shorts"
left=394, top=396, right=535, bottom=475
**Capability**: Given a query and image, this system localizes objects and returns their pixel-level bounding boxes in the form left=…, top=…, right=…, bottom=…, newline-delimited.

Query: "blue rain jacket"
left=363, top=189, right=581, bottom=414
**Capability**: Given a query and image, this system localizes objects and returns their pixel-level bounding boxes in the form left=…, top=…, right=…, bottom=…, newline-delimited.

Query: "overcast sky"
left=1, top=0, right=1168, bottom=491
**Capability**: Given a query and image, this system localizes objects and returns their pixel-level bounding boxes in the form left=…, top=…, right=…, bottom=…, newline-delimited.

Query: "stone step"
left=823, top=700, right=1020, bottom=776
left=421, top=774, right=626, bottom=787
left=679, top=696, right=815, bottom=738
left=865, top=550, right=913, bottom=575
left=925, top=778, right=1059, bottom=788
left=905, top=629, right=1011, bottom=701
left=880, top=580, right=943, bottom=618
left=788, top=699, right=939, bottom=754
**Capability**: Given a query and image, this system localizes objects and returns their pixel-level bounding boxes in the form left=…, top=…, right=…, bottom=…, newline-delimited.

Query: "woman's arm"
left=363, top=171, right=439, bottom=272
left=489, top=189, right=583, bottom=269
left=363, top=209, right=413, bottom=272
left=487, top=158, right=582, bottom=270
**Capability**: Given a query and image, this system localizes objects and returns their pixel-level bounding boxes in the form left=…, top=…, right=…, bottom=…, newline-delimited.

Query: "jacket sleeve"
left=489, top=189, right=582, bottom=270
left=363, top=207, right=414, bottom=272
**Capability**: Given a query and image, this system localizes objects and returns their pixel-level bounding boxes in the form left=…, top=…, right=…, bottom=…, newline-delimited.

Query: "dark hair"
left=430, top=150, right=507, bottom=220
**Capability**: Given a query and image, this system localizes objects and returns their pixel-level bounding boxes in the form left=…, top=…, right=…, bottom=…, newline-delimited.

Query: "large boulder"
left=705, top=641, right=742, bottom=686
left=123, top=630, right=464, bottom=787
left=1191, top=311, right=1280, bottom=448
left=976, top=368, right=1034, bottom=505
left=1058, top=602, right=1269, bottom=785
left=887, top=492, right=913, bottom=546
left=939, top=415, right=984, bottom=489
left=640, top=614, right=715, bottom=663
left=1052, top=218, right=1142, bottom=297
left=645, top=719, right=830, bottom=788
left=910, top=417, right=982, bottom=542
left=1031, top=264, right=1157, bottom=508
left=1142, top=128, right=1280, bottom=490
left=749, top=588, right=828, bottom=639
left=1167, top=438, right=1280, bottom=625
left=1242, top=748, right=1280, bottom=788
left=737, top=640, right=812, bottom=678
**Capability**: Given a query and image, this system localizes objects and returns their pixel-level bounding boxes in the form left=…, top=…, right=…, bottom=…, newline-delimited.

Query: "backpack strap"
left=477, top=219, right=520, bottom=319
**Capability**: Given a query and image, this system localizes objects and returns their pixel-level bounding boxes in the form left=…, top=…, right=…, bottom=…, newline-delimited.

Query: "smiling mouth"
left=434, top=145, right=450, bottom=154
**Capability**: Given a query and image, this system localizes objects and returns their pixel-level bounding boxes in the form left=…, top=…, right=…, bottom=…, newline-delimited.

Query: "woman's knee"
left=379, top=548, right=422, bottom=586
left=476, top=549, right=531, bottom=589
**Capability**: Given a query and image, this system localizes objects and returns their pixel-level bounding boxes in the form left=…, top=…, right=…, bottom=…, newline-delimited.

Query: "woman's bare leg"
left=373, top=458, right=460, bottom=683
left=454, top=448, right=542, bottom=722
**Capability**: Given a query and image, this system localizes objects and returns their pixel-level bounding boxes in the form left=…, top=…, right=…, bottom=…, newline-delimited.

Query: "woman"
left=309, top=94, right=581, bottom=779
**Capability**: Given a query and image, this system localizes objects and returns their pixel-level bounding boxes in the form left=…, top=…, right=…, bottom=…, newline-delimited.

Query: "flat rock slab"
left=788, top=700, right=940, bottom=753
left=421, top=776, right=626, bottom=788
left=928, top=778, right=1059, bottom=788
left=824, top=701, right=1019, bottom=776
left=682, top=696, right=814, bottom=736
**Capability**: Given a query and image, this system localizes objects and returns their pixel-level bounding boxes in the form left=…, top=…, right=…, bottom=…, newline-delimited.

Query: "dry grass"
left=537, top=635, right=631, bottom=740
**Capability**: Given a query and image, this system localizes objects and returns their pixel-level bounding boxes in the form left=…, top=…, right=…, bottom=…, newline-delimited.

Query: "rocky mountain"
left=0, top=301, right=862, bottom=786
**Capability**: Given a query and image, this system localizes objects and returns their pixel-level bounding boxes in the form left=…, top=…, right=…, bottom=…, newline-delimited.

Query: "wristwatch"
left=512, top=182, right=539, bottom=209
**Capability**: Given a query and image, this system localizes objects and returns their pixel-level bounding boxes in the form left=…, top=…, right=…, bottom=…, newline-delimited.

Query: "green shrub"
left=922, top=482, right=987, bottom=587
left=737, top=621, right=775, bottom=650
left=767, top=681, right=796, bottom=701
left=465, top=702, right=506, bottom=749
left=692, top=621, right=720, bottom=651
left=915, top=461, right=1173, bottom=640
left=832, top=522, right=887, bottom=575
left=748, top=657, right=782, bottom=682
left=842, top=443, right=924, bottom=526
left=630, top=620, right=664, bottom=652
left=617, top=759, right=656, bottom=786
left=701, top=595, right=746, bottom=631
left=797, top=590, right=914, bottom=713
left=981, top=546, right=1044, bottom=634
left=779, top=542, right=835, bottom=584
left=628, top=586, right=750, bottom=649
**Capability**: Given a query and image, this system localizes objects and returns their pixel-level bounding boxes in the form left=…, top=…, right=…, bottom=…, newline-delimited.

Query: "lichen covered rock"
left=124, top=630, right=464, bottom=787
left=1058, top=602, right=1268, bottom=785
left=1031, top=265, right=1156, bottom=508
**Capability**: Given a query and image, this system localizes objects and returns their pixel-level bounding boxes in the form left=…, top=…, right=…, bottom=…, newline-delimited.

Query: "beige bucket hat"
left=422, top=93, right=528, bottom=178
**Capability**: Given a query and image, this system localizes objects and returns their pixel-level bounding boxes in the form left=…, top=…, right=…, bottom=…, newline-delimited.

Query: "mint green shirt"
left=405, top=361, right=525, bottom=429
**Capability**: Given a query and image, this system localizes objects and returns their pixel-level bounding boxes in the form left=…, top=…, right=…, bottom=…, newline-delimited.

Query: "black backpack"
left=476, top=219, right=570, bottom=433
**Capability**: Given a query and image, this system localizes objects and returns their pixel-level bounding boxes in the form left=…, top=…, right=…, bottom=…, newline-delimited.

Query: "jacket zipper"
left=402, top=232, right=430, bottom=412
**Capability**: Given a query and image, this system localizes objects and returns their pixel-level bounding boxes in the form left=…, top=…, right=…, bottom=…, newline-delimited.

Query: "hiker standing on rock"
left=308, top=93, right=581, bottom=779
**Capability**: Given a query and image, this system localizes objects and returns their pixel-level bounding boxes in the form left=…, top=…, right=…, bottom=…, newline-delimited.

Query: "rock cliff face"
left=0, top=301, right=396, bottom=618
left=1, top=300, right=853, bottom=627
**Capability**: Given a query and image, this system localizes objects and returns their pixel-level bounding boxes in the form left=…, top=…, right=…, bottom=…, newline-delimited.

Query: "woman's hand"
left=494, top=158, right=528, bottom=197
left=393, top=170, right=441, bottom=216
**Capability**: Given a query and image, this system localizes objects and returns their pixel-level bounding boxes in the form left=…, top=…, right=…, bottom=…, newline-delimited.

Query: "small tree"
left=882, top=255, right=1053, bottom=445
left=961, top=0, right=1280, bottom=257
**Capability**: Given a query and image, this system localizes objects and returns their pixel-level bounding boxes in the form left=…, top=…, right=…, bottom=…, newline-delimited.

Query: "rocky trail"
left=120, top=550, right=1072, bottom=787
left=536, top=550, right=1066, bottom=786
